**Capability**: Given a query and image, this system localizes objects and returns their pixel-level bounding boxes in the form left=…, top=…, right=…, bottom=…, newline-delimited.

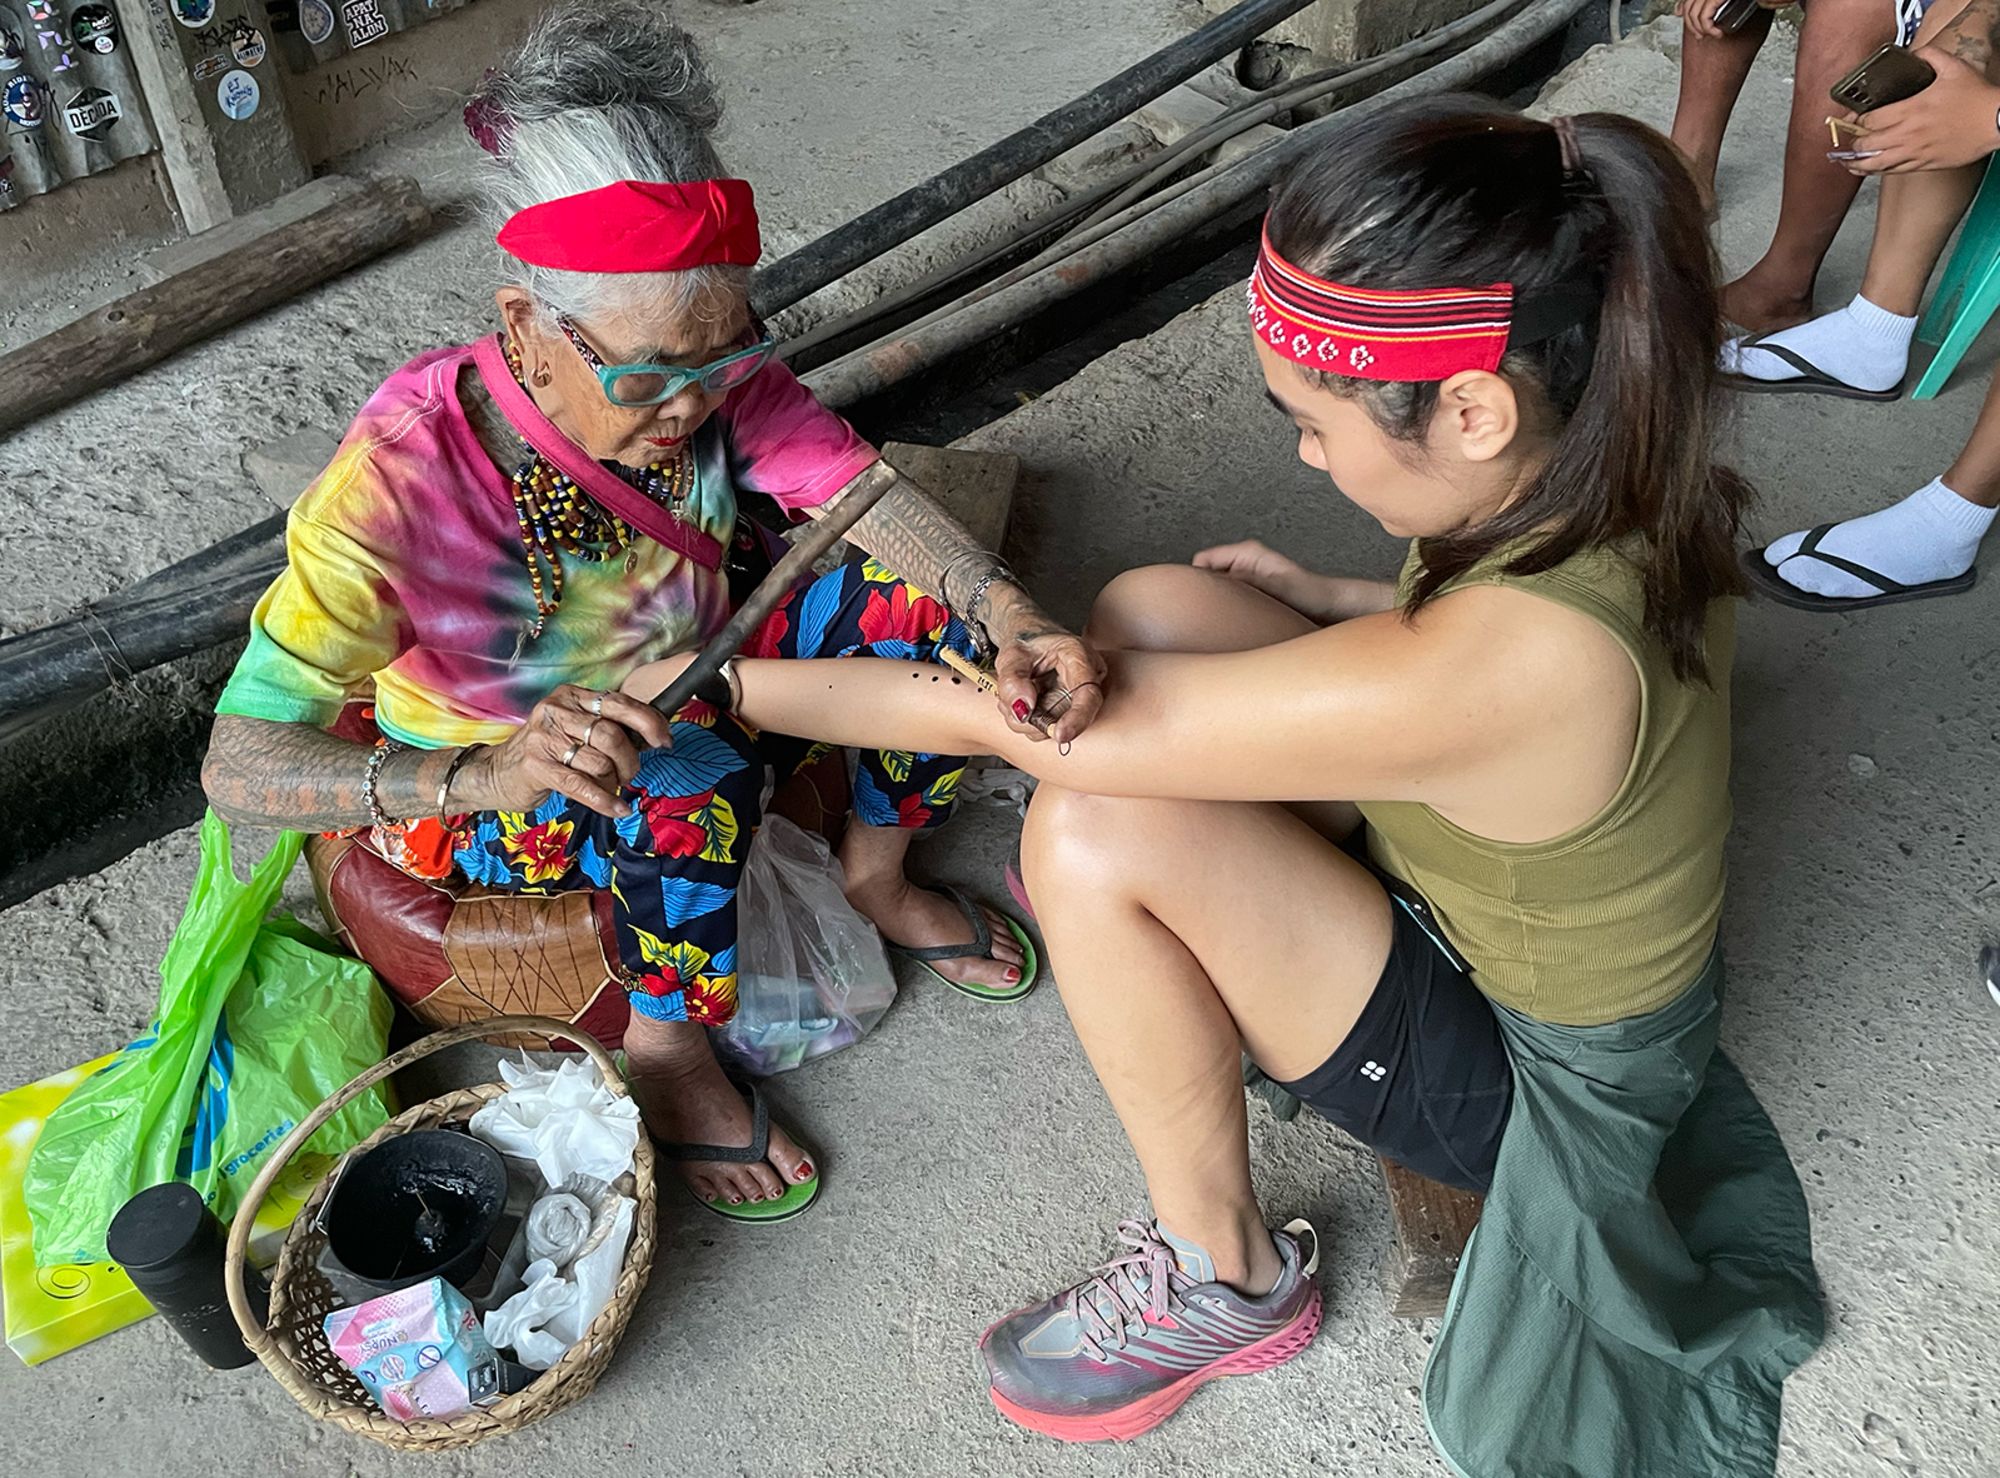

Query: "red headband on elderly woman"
left=496, top=178, right=763, bottom=273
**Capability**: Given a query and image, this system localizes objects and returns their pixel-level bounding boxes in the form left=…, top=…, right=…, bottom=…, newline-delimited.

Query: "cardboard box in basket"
left=0, top=1054, right=338, bottom=1367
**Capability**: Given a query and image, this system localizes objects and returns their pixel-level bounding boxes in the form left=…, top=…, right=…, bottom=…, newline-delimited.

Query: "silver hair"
left=472, top=0, right=749, bottom=328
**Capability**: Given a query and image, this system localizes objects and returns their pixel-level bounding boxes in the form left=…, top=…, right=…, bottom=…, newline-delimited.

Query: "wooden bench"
left=1377, top=1156, right=1483, bottom=1319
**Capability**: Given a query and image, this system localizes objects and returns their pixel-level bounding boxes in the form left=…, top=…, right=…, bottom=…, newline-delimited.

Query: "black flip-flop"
left=1720, top=334, right=1902, bottom=402
left=654, top=1078, right=822, bottom=1223
left=1741, top=528, right=1978, bottom=611
left=887, top=886, right=1038, bottom=1003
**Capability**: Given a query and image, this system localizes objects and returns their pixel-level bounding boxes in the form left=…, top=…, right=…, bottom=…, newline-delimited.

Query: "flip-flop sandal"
left=1720, top=334, right=1901, bottom=401
left=653, top=1078, right=822, bottom=1224
left=1741, top=530, right=1978, bottom=611
left=888, top=886, right=1038, bottom=1002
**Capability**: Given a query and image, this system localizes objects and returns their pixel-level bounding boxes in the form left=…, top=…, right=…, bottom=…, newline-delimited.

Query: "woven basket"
left=223, top=1015, right=657, bottom=1452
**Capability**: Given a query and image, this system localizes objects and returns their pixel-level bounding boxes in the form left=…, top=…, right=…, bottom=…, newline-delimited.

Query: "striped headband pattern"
left=1247, top=227, right=1514, bottom=382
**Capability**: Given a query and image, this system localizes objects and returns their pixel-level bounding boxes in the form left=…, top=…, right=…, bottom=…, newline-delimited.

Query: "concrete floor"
left=2, top=11, right=1997, bottom=1478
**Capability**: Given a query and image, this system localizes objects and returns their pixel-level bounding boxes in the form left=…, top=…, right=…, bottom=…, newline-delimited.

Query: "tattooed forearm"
left=202, top=715, right=459, bottom=832
left=1942, top=0, right=2000, bottom=70
left=819, top=464, right=1060, bottom=644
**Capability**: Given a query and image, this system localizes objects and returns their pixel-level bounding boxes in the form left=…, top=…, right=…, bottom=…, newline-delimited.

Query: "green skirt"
left=1423, top=949, right=1825, bottom=1478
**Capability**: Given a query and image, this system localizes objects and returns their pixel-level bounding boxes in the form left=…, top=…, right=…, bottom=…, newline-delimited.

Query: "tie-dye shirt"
left=215, top=337, right=876, bottom=748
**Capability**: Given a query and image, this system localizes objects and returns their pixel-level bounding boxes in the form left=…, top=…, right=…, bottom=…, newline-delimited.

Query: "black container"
left=106, top=1182, right=266, bottom=1371
left=322, top=1129, right=507, bottom=1296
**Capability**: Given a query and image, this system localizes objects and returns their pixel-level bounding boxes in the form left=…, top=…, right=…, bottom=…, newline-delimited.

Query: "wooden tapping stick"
left=937, top=646, right=1067, bottom=737
left=647, top=459, right=901, bottom=718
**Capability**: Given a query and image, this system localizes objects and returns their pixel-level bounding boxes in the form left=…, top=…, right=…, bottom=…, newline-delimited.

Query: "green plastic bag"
left=25, top=812, right=393, bottom=1268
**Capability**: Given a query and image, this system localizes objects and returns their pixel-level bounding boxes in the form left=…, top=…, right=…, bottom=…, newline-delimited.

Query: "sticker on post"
left=216, top=67, right=258, bottom=121
left=229, top=22, right=264, bottom=66
left=300, top=0, right=335, bottom=45
left=60, top=85, right=118, bottom=140
left=69, top=4, right=117, bottom=54
left=2, top=75, right=42, bottom=128
left=172, top=0, right=216, bottom=28
left=341, top=0, right=388, bottom=48
left=0, top=25, right=23, bottom=71
left=192, top=51, right=227, bottom=80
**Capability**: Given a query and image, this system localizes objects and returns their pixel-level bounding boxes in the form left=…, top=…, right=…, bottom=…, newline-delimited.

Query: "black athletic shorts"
left=1274, top=878, right=1514, bottom=1193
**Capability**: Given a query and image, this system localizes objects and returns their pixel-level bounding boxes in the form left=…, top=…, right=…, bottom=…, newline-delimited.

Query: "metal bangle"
left=363, top=739, right=409, bottom=830
left=436, top=744, right=481, bottom=818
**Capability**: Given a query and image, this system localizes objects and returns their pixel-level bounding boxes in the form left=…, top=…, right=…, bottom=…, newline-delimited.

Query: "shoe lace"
left=1064, top=1220, right=1197, bottom=1361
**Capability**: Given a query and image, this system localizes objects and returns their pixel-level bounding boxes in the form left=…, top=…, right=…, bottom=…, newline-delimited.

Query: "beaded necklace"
left=501, top=335, right=694, bottom=639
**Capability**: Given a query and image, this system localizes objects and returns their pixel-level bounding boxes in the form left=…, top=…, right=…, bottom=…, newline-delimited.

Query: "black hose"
left=749, top=0, right=1321, bottom=316
left=802, top=0, right=1596, bottom=409
left=1069, top=0, right=1529, bottom=235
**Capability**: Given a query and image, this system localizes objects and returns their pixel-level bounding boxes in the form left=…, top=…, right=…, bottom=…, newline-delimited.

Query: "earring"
left=532, top=366, right=553, bottom=387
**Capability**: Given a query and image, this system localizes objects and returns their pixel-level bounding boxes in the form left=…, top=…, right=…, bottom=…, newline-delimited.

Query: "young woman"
left=200, top=1, right=1100, bottom=1223
left=635, top=97, right=1824, bottom=1471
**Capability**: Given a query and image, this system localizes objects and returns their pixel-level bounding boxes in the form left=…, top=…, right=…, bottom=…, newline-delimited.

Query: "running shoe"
left=979, top=1217, right=1322, bottom=1442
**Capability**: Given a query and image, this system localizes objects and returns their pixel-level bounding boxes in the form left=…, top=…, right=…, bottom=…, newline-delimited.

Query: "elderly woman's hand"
left=456, top=683, right=675, bottom=818
left=991, top=623, right=1107, bottom=746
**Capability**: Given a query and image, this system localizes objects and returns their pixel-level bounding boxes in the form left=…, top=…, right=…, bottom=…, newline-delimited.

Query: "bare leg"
left=1722, top=0, right=1893, bottom=331
left=1857, top=166, right=1987, bottom=314
left=1944, top=371, right=2000, bottom=507
left=840, top=821, right=1026, bottom=991
left=1670, top=8, right=1774, bottom=207
left=1022, top=786, right=1391, bottom=1294
left=1016, top=564, right=1393, bottom=1293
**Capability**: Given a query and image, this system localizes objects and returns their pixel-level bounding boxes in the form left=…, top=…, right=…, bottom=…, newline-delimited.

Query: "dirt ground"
left=0, top=7, right=1994, bottom=1477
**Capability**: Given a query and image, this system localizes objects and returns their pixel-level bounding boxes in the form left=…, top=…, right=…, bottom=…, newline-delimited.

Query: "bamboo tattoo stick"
left=647, top=459, right=901, bottom=717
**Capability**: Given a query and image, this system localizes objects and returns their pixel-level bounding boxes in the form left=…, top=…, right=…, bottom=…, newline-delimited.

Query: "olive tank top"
left=1356, top=542, right=1734, bottom=1026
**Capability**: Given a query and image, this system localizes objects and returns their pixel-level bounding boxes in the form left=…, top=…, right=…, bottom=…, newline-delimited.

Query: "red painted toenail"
left=796, top=1161, right=814, bottom=1180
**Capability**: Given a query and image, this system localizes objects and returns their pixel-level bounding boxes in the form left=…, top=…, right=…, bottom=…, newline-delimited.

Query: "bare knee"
left=1085, top=564, right=1235, bottom=652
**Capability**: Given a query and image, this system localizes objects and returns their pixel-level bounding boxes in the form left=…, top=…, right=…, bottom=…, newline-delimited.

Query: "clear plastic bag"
left=710, top=815, right=897, bottom=1077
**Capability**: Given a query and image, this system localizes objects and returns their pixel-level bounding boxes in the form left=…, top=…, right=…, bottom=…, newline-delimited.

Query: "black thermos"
left=105, top=1182, right=267, bottom=1370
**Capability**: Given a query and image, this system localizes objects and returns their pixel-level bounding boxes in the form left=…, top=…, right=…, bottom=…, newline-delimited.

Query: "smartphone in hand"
left=1830, top=44, right=1937, bottom=113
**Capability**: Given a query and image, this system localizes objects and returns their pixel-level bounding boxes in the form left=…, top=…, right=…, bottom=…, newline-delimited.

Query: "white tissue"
left=468, top=1054, right=641, bottom=1186
left=524, top=1192, right=592, bottom=1268
left=481, top=1196, right=636, bottom=1371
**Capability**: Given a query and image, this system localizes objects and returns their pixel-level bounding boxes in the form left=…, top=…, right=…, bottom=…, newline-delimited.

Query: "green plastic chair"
left=1913, top=156, right=2000, bottom=400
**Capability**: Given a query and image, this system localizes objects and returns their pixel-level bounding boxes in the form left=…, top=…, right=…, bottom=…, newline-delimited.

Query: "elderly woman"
left=200, top=0, right=1100, bottom=1222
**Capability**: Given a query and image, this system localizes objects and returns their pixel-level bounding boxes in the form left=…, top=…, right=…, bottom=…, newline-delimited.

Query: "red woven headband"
left=1247, top=228, right=1513, bottom=381
left=497, top=178, right=762, bottom=273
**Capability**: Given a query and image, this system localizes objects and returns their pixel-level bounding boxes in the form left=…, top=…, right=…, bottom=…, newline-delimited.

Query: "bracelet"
left=436, top=744, right=482, bottom=818
left=964, top=566, right=1019, bottom=654
left=363, top=739, right=409, bottom=830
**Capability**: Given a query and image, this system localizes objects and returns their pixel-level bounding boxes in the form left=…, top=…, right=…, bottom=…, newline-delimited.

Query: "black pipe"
left=749, top=0, right=1319, bottom=316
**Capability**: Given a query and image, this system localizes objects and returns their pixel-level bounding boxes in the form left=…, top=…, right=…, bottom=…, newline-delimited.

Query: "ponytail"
left=1264, top=97, right=1749, bottom=684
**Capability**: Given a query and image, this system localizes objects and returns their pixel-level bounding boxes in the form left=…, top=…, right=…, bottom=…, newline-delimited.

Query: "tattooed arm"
left=203, top=685, right=676, bottom=831
left=805, top=461, right=1107, bottom=742
left=203, top=717, right=462, bottom=831
left=1846, top=0, right=2000, bottom=173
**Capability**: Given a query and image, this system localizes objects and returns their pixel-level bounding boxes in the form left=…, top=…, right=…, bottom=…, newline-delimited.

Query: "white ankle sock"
left=1721, top=294, right=1917, bottom=392
left=1764, top=477, right=1998, bottom=598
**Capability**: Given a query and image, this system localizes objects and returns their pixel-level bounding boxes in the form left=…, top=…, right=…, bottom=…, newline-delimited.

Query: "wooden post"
left=1379, top=1155, right=1483, bottom=1318
left=0, top=173, right=428, bottom=436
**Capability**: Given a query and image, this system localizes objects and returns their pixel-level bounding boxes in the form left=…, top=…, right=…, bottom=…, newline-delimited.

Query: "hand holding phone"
left=1830, top=44, right=1937, bottom=114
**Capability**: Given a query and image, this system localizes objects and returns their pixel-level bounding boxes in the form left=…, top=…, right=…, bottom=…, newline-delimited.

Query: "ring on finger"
left=560, top=743, right=581, bottom=767
left=581, top=718, right=600, bottom=749
left=587, top=691, right=606, bottom=717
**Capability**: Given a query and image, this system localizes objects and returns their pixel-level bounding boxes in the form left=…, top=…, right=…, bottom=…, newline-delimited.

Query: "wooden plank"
left=882, top=441, right=1021, bottom=553
left=1379, top=1155, right=1483, bottom=1319
left=0, top=175, right=429, bottom=436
